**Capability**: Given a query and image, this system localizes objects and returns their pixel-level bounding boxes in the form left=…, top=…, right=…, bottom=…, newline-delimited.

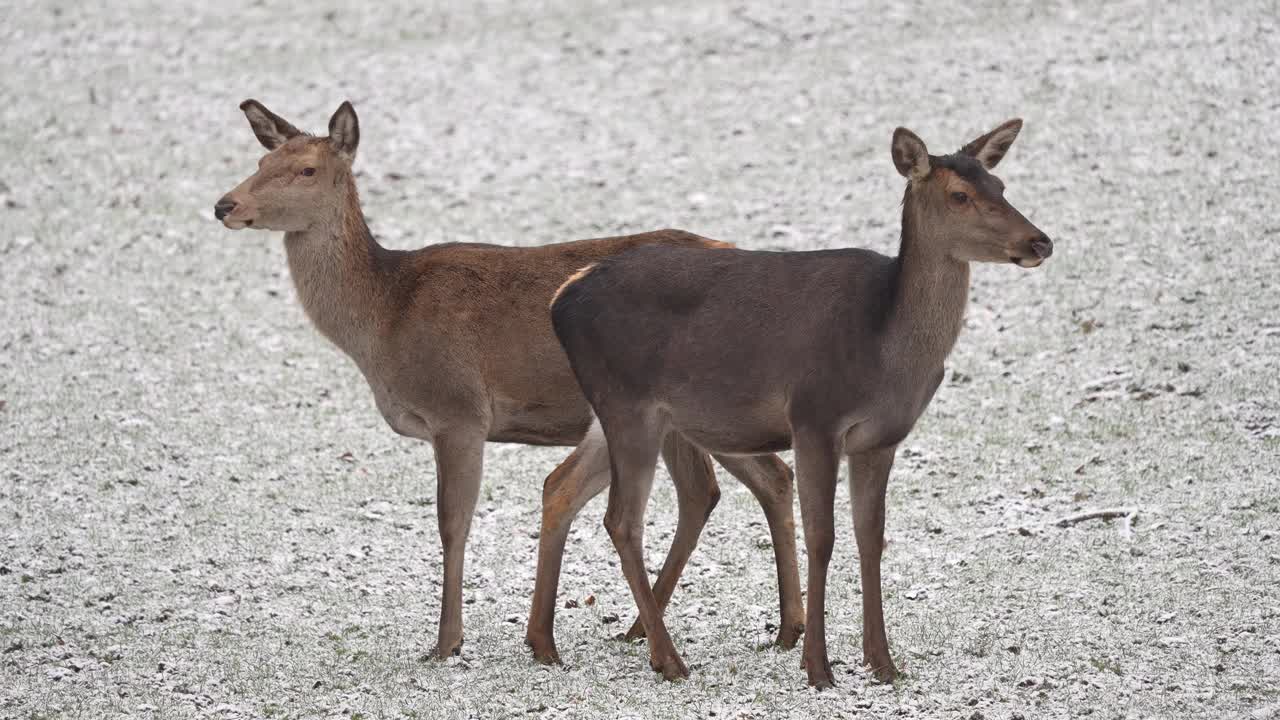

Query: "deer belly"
left=667, top=400, right=793, bottom=455
left=488, top=400, right=594, bottom=447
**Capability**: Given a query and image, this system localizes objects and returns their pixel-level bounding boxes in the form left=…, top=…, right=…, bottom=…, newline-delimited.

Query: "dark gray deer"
left=548, top=119, right=1052, bottom=687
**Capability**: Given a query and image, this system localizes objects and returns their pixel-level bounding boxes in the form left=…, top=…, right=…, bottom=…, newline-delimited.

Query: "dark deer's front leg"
left=794, top=431, right=840, bottom=689
left=848, top=445, right=898, bottom=682
left=429, top=429, right=485, bottom=659
left=713, top=453, right=805, bottom=649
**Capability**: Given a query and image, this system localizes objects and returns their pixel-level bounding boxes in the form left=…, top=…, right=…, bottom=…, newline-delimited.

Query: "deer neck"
left=282, top=180, right=391, bottom=362
left=883, top=187, right=971, bottom=371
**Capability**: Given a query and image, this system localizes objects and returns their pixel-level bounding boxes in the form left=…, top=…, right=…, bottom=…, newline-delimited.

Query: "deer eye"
left=301, top=167, right=316, bottom=177
left=950, top=191, right=969, bottom=204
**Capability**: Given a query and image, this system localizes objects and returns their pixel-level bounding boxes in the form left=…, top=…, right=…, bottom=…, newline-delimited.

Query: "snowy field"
left=2, top=1, right=1278, bottom=718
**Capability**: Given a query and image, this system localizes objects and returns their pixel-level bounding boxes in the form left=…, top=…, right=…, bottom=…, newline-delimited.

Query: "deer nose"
left=214, top=197, right=236, bottom=221
left=1029, top=234, right=1053, bottom=259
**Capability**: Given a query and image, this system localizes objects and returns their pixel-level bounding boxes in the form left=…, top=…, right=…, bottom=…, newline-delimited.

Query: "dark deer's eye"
left=301, top=167, right=316, bottom=177
left=950, top=191, right=969, bottom=204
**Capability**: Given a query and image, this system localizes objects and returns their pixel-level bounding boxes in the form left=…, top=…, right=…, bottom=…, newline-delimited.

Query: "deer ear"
left=328, top=101, right=359, bottom=162
left=891, top=128, right=930, bottom=181
left=240, top=99, right=303, bottom=150
left=960, top=118, right=1022, bottom=170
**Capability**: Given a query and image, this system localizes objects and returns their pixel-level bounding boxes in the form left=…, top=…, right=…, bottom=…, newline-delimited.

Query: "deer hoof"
left=802, top=653, right=835, bottom=689
left=525, top=635, right=562, bottom=666
left=775, top=621, right=805, bottom=650
left=650, top=654, right=689, bottom=681
left=426, top=638, right=463, bottom=661
left=624, top=618, right=647, bottom=642
left=864, top=655, right=899, bottom=684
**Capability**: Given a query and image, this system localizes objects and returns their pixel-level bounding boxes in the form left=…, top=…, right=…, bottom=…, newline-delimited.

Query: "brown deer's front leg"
left=526, top=432, right=611, bottom=663
left=429, top=429, right=486, bottom=659
left=712, top=453, right=805, bottom=649
left=794, top=431, right=840, bottom=689
left=848, top=445, right=898, bottom=683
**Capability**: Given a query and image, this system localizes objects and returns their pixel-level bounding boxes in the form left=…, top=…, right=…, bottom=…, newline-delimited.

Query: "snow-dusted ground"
left=2, top=2, right=1278, bottom=718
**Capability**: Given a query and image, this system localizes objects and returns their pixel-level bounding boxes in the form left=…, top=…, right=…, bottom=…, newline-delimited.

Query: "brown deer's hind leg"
left=848, top=446, right=899, bottom=683
left=712, top=453, right=806, bottom=649
left=622, top=433, right=720, bottom=641
left=601, top=417, right=689, bottom=680
left=429, top=429, right=486, bottom=659
left=526, top=428, right=611, bottom=664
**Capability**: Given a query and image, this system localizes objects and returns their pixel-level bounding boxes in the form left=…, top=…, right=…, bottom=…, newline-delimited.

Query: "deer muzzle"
left=1012, top=233, right=1053, bottom=268
left=214, top=197, right=237, bottom=221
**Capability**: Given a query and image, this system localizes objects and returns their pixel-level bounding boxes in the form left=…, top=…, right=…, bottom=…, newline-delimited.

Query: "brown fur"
left=214, top=100, right=803, bottom=663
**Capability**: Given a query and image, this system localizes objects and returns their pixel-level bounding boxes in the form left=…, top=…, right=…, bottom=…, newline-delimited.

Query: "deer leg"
left=713, top=453, right=805, bottom=649
left=849, top=445, right=899, bottom=683
left=428, top=429, right=486, bottom=660
left=623, top=433, right=720, bottom=642
left=525, top=427, right=611, bottom=664
left=601, top=419, right=688, bottom=680
left=794, top=431, right=840, bottom=689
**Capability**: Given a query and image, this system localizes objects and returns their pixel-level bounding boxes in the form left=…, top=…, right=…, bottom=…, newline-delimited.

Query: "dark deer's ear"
left=891, top=128, right=930, bottom=181
left=960, top=118, right=1022, bottom=170
left=328, top=101, right=359, bottom=162
left=240, top=99, right=303, bottom=150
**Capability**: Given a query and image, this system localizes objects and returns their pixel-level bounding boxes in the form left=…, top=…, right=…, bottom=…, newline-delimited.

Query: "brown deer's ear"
left=960, top=118, right=1022, bottom=170
left=891, top=127, right=930, bottom=181
left=240, top=99, right=304, bottom=150
left=328, top=101, right=359, bottom=162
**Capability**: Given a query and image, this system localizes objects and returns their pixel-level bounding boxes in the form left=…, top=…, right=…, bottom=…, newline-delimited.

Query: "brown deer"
left=212, top=100, right=806, bottom=665
left=549, top=119, right=1052, bottom=686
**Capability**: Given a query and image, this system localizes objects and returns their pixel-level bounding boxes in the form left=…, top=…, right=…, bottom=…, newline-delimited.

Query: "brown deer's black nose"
left=1030, top=234, right=1053, bottom=259
left=214, top=197, right=236, bottom=221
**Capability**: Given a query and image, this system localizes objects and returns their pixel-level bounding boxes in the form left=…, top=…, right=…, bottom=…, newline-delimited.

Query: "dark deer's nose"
left=214, top=197, right=236, bottom=221
left=1029, top=233, right=1053, bottom=259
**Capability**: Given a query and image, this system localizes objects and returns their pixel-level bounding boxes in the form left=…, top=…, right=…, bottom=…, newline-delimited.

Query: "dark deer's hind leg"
left=601, top=415, right=689, bottom=680
left=623, top=433, right=720, bottom=642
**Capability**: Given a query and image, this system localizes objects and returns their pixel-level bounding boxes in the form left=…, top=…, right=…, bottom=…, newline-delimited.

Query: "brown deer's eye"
left=950, top=191, right=969, bottom=204
left=301, top=167, right=316, bottom=177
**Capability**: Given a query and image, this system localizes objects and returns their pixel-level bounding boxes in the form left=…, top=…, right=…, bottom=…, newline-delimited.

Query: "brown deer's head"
left=891, top=119, right=1052, bottom=267
left=215, top=100, right=360, bottom=231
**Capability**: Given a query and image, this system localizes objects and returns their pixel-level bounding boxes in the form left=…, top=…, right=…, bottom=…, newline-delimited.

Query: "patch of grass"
left=962, top=629, right=997, bottom=659
left=1089, top=656, right=1124, bottom=676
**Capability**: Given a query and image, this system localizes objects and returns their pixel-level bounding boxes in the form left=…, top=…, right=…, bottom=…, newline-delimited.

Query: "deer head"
left=214, top=100, right=361, bottom=232
left=891, top=119, right=1052, bottom=267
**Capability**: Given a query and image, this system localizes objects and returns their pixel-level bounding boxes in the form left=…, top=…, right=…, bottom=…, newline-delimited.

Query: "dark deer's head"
left=214, top=100, right=360, bottom=232
left=891, top=119, right=1052, bottom=268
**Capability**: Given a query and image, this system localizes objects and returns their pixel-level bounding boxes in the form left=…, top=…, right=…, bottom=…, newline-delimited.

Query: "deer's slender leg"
left=712, top=453, right=805, bottom=649
left=429, top=429, right=486, bottom=659
left=848, top=445, right=899, bottom=683
left=601, top=417, right=688, bottom=680
left=526, top=427, right=611, bottom=664
left=794, top=430, right=840, bottom=689
left=622, top=433, right=721, bottom=642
